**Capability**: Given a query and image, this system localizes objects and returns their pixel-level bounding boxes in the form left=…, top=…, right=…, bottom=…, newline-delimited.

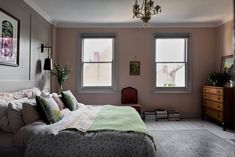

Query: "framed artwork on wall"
left=0, top=8, right=20, bottom=66
left=220, top=55, right=234, bottom=80
left=130, top=61, right=140, bottom=75
left=221, top=55, right=234, bottom=73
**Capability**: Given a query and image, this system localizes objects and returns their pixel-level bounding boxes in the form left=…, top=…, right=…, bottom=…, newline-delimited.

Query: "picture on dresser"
left=220, top=55, right=234, bottom=77
left=0, top=8, right=20, bottom=67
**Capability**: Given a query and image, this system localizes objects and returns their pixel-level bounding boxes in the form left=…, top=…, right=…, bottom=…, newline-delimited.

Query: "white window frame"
left=153, top=33, right=191, bottom=93
left=77, top=33, right=118, bottom=93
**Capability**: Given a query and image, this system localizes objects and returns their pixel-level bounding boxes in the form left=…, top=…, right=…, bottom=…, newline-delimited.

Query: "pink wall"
left=53, top=27, right=218, bottom=118
left=216, top=20, right=234, bottom=71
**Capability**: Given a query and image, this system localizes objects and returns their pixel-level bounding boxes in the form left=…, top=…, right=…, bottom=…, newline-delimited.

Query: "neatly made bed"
left=25, top=105, right=156, bottom=157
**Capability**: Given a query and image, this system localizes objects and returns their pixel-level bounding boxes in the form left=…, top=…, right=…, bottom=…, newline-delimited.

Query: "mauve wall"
left=0, top=0, right=52, bottom=92
left=53, top=27, right=219, bottom=118
left=216, top=20, right=234, bottom=71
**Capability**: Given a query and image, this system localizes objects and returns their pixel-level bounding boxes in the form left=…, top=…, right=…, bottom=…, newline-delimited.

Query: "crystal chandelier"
left=133, top=0, right=162, bottom=27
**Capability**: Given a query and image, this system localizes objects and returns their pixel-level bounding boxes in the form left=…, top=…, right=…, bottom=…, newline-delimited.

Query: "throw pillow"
left=7, top=98, right=32, bottom=133
left=0, top=102, right=11, bottom=132
left=61, top=90, right=78, bottom=111
left=22, top=102, right=41, bottom=124
left=36, top=95, right=62, bottom=124
left=51, top=93, right=65, bottom=110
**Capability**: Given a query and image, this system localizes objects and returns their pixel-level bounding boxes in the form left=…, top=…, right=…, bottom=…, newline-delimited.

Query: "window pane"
left=156, top=63, right=185, bottom=87
left=156, top=39, right=185, bottom=62
left=83, top=63, right=112, bottom=86
left=83, top=38, right=113, bottom=62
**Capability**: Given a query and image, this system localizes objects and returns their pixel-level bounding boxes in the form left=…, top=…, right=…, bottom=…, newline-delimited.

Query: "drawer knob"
left=217, top=98, right=221, bottom=100
left=217, top=91, right=221, bottom=93
left=217, top=114, right=220, bottom=118
left=217, top=106, right=220, bottom=108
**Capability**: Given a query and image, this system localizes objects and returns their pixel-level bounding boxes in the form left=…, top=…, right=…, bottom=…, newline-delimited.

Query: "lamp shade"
left=43, top=58, right=53, bottom=70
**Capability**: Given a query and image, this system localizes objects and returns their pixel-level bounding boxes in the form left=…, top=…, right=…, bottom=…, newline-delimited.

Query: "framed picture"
left=130, top=61, right=140, bottom=75
left=220, top=55, right=234, bottom=75
left=0, top=8, right=20, bottom=66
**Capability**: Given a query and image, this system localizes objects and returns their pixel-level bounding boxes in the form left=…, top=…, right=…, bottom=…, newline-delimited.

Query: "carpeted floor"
left=149, top=129, right=235, bottom=157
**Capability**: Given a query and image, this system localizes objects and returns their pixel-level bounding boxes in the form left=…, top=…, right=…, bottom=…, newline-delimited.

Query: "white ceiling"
left=24, top=0, right=233, bottom=27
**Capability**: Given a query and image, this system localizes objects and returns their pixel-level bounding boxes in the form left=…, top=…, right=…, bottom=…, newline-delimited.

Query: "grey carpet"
left=149, top=129, right=235, bottom=157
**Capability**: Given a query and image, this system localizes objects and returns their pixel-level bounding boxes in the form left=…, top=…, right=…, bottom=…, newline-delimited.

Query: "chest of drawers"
left=202, top=86, right=234, bottom=130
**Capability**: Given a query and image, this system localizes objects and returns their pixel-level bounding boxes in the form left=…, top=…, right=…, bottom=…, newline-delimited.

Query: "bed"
left=24, top=105, right=156, bottom=157
left=0, top=88, right=156, bottom=157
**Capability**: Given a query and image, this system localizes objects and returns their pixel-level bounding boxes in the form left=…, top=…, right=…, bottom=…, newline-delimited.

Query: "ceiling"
left=24, top=0, right=233, bottom=27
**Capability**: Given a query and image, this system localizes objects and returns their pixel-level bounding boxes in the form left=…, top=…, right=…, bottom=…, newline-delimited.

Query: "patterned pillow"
left=61, top=90, right=78, bottom=111
left=36, top=95, right=62, bottom=124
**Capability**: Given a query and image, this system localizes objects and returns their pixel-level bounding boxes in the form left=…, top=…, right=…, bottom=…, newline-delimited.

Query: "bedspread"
left=25, top=105, right=156, bottom=157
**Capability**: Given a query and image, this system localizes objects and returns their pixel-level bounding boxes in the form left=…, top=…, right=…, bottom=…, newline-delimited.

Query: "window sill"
left=77, top=87, right=119, bottom=94
left=153, top=87, right=191, bottom=94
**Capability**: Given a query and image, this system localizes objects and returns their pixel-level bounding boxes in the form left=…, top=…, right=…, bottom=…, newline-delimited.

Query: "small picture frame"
left=0, top=8, right=20, bottom=66
left=130, top=61, right=140, bottom=75
left=220, top=55, right=234, bottom=75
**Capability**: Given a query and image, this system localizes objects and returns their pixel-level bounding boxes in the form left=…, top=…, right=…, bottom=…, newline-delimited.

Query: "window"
left=154, top=33, right=190, bottom=92
left=78, top=33, right=117, bottom=92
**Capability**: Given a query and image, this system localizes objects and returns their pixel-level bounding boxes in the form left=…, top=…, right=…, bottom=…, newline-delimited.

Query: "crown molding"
left=55, top=21, right=222, bottom=28
left=24, top=0, right=54, bottom=24
left=216, top=15, right=233, bottom=26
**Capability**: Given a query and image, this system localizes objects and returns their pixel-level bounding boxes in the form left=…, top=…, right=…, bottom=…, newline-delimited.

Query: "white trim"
left=24, top=0, right=54, bottom=24
left=216, top=15, right=233, bottom=26
left=55, top=21, right=223, bottom=28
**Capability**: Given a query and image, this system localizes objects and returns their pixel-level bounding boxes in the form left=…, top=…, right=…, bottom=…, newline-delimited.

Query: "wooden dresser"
left=202, top=86, right=234, bottom=130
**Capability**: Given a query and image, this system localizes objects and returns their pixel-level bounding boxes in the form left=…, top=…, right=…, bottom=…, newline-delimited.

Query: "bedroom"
left=0, top=0, right=234, bottom=156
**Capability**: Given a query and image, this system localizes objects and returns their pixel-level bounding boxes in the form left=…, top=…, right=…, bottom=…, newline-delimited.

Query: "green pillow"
left=36, top=95, right=62, bottom=124
left=61, top=90, right=78, bottom=111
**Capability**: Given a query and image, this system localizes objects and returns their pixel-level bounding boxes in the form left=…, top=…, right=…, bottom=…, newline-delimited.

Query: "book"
left=144, top=111, right=156, bottom=115
left=168, top=117, right=180, bottom=121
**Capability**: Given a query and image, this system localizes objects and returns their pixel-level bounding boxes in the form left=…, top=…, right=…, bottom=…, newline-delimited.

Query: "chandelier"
left=133, top=0, right=162, bottom=27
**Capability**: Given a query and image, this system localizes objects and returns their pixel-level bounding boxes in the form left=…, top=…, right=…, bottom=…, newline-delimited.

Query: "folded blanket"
left=32, top=105, right=102, bottom=135
left=89, top=105, right=148, bottom=135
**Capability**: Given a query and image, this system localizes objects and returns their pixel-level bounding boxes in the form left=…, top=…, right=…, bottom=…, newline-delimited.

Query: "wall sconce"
left=41, top=44, right=53, bottom=70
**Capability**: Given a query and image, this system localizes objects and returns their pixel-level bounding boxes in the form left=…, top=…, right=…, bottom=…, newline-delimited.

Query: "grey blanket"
left=25, top=130, right=156, bottom=157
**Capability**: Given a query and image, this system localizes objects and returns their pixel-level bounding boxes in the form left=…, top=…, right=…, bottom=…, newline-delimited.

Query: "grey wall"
left=0, top=0, right=52, bottom=92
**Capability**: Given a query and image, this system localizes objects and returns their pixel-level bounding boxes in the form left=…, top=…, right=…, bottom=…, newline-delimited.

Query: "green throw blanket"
left=89, top=105, right=148, bottom=135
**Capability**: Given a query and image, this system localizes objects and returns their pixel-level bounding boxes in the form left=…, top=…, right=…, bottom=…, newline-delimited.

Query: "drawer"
left=203, top=100, right=223, bottom=111
left=203, top=87, right=223, bottom=95
left=203, top=108, right=223, bottom=122
left=203, top=93, right=223, bottom=103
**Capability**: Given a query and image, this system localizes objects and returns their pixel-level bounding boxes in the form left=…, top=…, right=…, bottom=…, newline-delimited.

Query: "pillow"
left=0, top=102, right=11, bottom=132
left=7, top=98, right=33, bottom=133
left=61, top=90, right=79, bottom=111
left=22, top=102, right=41, bottom=125
left=36, top=95, right=62, bottom=124
left=51, top=93, right=65, bottom=110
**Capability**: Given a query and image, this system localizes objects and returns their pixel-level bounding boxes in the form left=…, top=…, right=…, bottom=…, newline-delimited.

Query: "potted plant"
left=52, top=64, right=70, bottom=91
left=208, top=72, right=231, bottom=86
